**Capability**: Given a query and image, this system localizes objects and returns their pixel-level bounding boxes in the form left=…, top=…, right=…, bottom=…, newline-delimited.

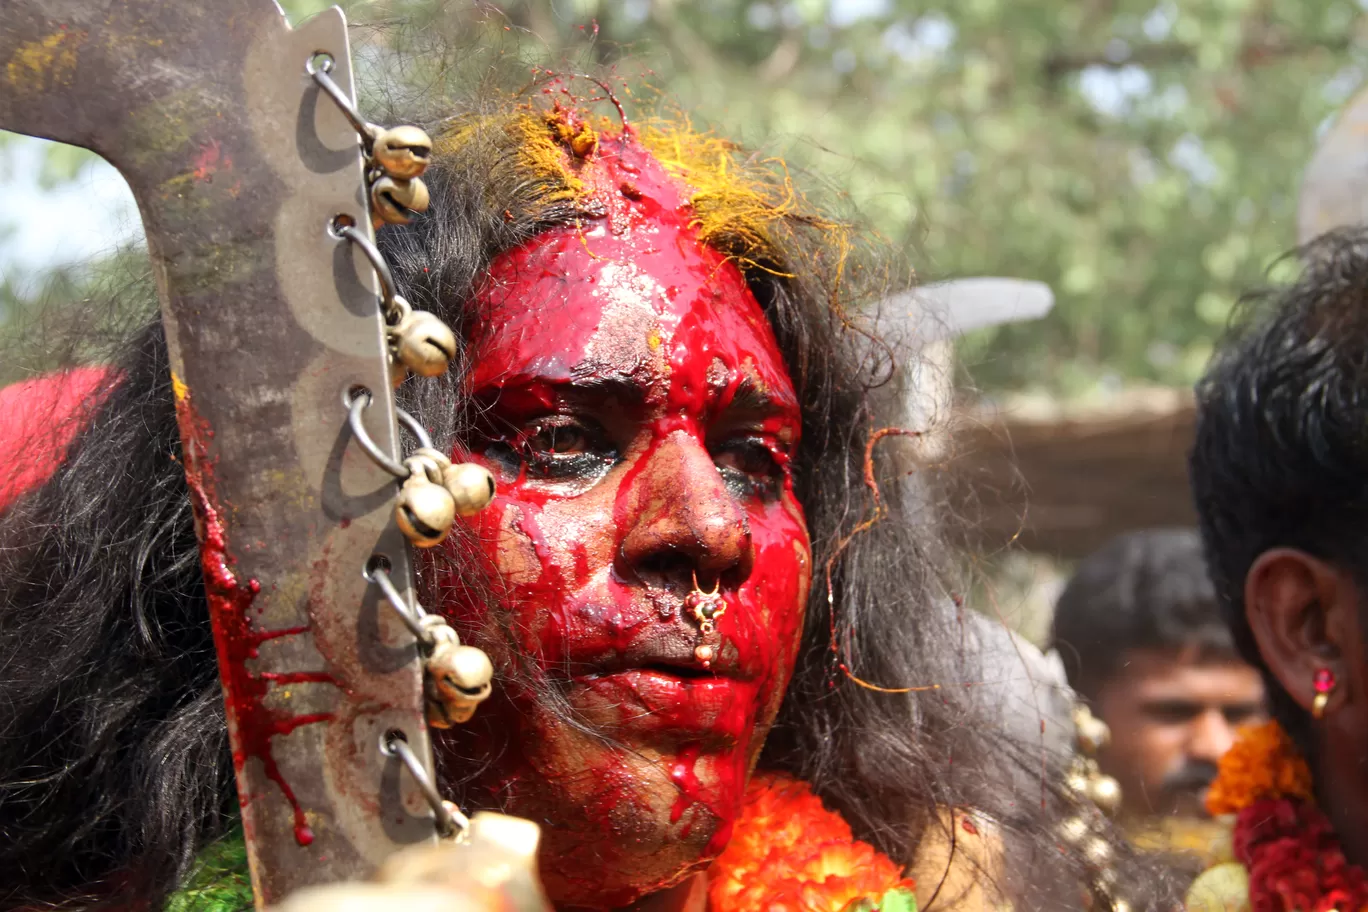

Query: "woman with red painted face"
left=0, top=100, right=1180, bottom=911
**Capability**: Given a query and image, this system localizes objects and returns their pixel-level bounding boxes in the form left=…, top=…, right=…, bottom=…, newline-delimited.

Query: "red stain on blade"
left=192, top=139, right=231, bottom=183
left=177, top=388, right=331, bottom=848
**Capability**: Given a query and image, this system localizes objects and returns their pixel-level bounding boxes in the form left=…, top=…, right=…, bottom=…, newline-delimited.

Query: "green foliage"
left=312, top=0, right=1362, bottom=395
left=879, top=886, right=919, bottom=912
left=11, top=0, right=1366, bottom=394
left=33, top=141, right=100, bottom=190
left=842, top=885, right=919, bottom=912
left=0, top=247, right=156, bottom=386
left=164, top=830, right=251, bottom=912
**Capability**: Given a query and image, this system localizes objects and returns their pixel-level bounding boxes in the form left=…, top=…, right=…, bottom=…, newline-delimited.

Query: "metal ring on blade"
left=346, top=388, right=409, bottom=479
left=335, top=224, right=401, bottom=315
left=395, top=406, right=435, bottom=451
left=305, top=52, right=377, bottom=145
left=384, top=731, right=470, bottom=838
left=365, top=561, right=431, bottom=642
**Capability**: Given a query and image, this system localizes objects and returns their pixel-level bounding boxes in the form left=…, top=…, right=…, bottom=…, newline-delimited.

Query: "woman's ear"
left=1245, top=547, right=1355, bottom=717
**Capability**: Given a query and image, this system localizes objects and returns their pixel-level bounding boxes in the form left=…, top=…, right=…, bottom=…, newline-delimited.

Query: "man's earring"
left=1313, top=667, right=1338, bottom=719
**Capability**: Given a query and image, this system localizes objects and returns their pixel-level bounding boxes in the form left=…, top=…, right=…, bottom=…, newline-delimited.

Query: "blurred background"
left=3, top=0, right=1364, bottom=639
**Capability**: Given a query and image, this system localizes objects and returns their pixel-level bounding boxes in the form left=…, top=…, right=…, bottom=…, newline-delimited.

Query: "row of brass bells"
left=395, top=447, right=496, bottom=548
left=368, top=125, right=432, bottom=227
left=1058, top=702, right=1129, bottom=912
left=386, top=296, right=458, bottom=385
left=1057, top=796, right=1129, bottom=912
left=1071, top=704, right=1122, bottom=816
left=365, top=122, right=499, bottom=736
left=365, top=126, right=445, bottom=379
left=418, top=614, right=494, bottom=728
left=1057, top=815, right=1113, bottom=866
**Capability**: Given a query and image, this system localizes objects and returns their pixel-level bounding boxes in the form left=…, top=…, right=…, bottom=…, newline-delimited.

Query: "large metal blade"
left=1, top=2, right=436, bottom=903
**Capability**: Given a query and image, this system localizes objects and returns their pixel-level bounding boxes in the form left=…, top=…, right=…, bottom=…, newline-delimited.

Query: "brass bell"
left=1076, top=710, right=1112, bottom=755
left=372, top=125, right=433, bottom=180
left=1057, top=816, right=1089, bottom=846
left=424, top=640, right=494, bottom=727
left=443, top=462, right=495, bottom=516
left=389, top=355, right=409, bottom=388
left=1083, top=836, right=1113, bottom=865
left=390, top=308, right=457, bottom=378
left=1086, top=774, right=1123, bottom=816
left=373, top=175, right=431, bottom=225
left=396, top=469, right=456, bottom=548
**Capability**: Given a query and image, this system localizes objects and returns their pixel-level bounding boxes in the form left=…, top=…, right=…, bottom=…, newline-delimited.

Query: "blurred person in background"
left=1050, top=528, right=1265, bottom=863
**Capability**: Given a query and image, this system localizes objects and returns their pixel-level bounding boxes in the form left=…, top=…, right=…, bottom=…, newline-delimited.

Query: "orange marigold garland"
left=709, top=773, right=916, bottom=912
left=1202, top=721, right=1368, bottom=912
left=1205, top=720, right=1312, bottom=815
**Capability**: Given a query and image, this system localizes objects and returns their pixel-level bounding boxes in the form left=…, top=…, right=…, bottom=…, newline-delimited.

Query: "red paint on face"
left=433, top=129, right=812, bottom=907
left=177, top=392, right=333, bottom=848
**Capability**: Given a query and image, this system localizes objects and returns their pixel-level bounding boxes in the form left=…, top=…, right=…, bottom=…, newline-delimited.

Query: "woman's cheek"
left=745, top=500, right=811, bottom=682
left=485, top=503, right=540, bottom=585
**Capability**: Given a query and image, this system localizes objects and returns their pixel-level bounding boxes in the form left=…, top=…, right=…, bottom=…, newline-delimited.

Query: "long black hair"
left=0, top=92, right=1180, bottom=911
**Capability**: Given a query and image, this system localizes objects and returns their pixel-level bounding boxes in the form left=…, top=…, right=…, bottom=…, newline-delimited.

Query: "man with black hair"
left=1051, top=528, right=1264, bottom=824
left=1187, top=228, right=1368, bottom=881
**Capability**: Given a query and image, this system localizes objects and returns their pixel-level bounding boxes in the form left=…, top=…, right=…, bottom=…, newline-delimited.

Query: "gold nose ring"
left=686, top=571, right=725, bottom=668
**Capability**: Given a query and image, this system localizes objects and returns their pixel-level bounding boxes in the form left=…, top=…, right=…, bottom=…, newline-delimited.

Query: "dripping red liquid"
left=176, top=391, right=332, bottom=848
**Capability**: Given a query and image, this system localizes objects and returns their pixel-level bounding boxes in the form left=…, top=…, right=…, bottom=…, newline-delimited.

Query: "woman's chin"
left=535, top=811, right=720, bottom=909
left=446, top=696, right=758, bottom=909
left=522, top=753, right=735, bottom=909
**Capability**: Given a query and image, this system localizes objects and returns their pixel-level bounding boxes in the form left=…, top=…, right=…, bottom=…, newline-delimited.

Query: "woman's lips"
left=569, top=669, right=759, bottom=744
left=537, top=599, right=767, bottom=743
left=554, top=604, right=755, bottom=681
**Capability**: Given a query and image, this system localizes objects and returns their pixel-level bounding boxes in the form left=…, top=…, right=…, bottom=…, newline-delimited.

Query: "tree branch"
left=649, top=0, right=721, bottom=77
left=1043, top=35, right=1353, bottom=81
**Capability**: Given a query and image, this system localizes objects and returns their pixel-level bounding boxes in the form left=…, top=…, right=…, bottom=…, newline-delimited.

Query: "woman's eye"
left=528, top=423, right=587, bottom=455
left=514, top=417, right=614, bottom=480
left=715, top=441, right=777, bottom=475
left=714, top=438, right=787, bottom=498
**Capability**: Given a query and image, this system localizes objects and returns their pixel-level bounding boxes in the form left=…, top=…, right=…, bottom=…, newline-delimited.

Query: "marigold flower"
left=709, top=773, right=913, bottom=912
left=1206, top=721, right=1313, bottom=816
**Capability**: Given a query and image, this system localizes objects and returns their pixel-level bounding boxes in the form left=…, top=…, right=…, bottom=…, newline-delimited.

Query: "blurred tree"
left=0, top=248, right=154, bottom=386
left=271, top=0, right=1368, bottom=393
left=6, top=0, right=1365, bottom=395
left=0, top=130, right=139, bottom=359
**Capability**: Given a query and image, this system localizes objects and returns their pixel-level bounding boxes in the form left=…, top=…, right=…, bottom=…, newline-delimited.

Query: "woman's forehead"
left=471, top=223, right=797, bottom=412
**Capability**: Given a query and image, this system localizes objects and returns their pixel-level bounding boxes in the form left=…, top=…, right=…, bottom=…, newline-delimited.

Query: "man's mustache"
left=1161, top=761, right=1220, bottom=795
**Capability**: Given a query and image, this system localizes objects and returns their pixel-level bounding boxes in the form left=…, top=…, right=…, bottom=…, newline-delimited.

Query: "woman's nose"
left=616, top=428, right=754, bottom=588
